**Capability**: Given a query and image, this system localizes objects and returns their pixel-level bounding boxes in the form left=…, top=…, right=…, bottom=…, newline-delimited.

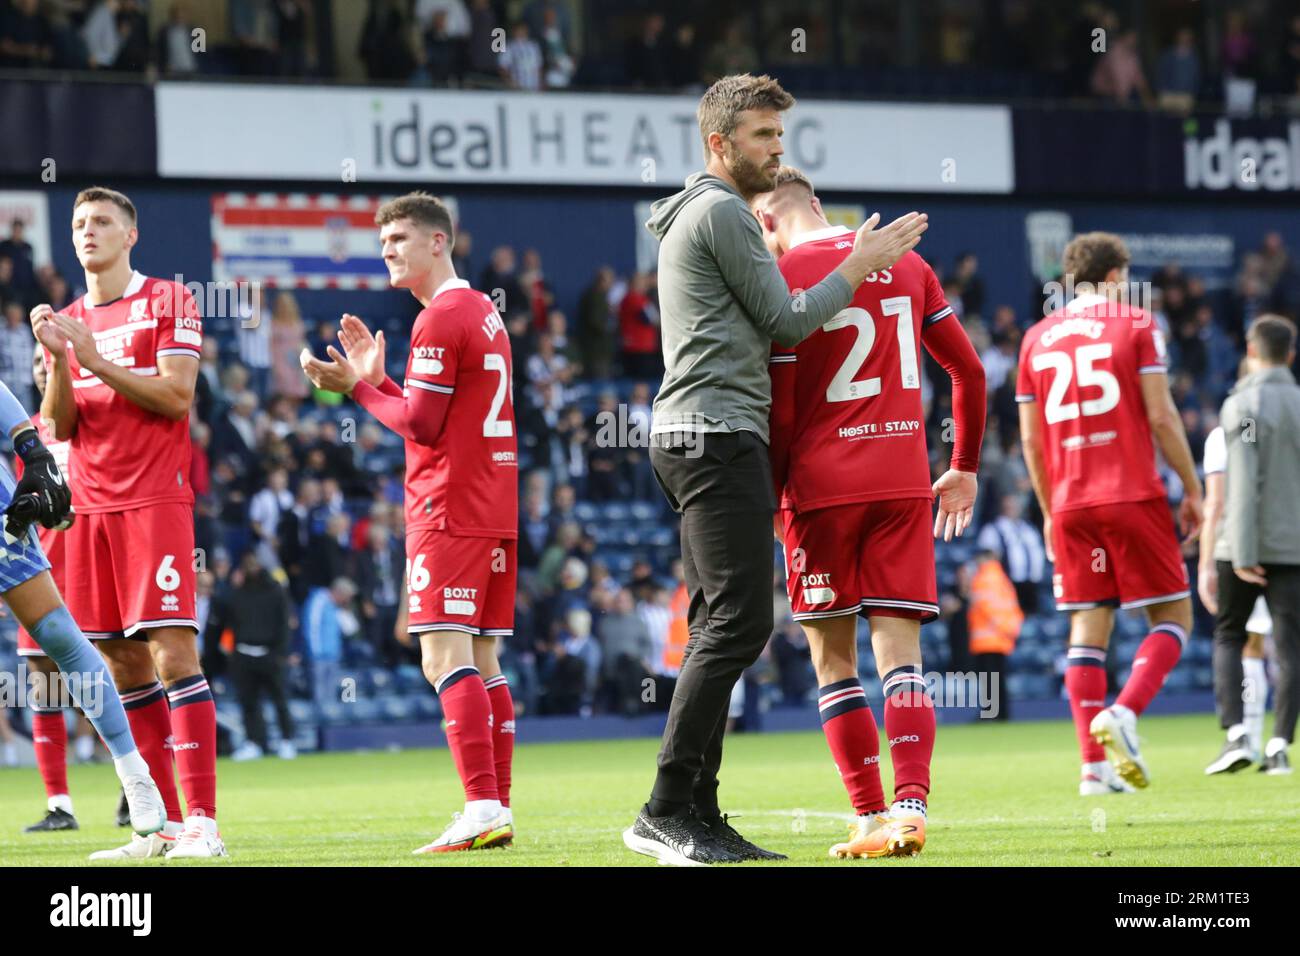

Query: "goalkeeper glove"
left=5, top=426, right=72, bottom=537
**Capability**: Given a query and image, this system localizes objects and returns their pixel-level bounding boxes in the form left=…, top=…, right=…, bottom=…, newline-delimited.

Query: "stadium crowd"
left=2, top=1, right=1300, bottom=112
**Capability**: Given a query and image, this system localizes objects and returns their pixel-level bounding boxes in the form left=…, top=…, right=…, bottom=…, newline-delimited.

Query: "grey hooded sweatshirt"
left=645, top=172, right=854, bottom=443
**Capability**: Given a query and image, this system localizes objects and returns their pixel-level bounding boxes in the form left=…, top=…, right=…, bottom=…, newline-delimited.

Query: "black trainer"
left=1204, top=735, right=1253, bottom=775
left=1259, top=749, right=1292, bottom=776
left=702, top=812, right=787, bottom=861
left=115, top=788, right=131, bottom=827
left=623, top=804, right=744, bottom=866
left=25, top=808, right=79, bottom=833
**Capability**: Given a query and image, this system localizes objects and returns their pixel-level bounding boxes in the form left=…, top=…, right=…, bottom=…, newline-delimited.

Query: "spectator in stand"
left=451, top=229, right=473, bottom=279
left=499, top=20, right=542, bottom=91
left=275, top=0, right=312, bottom=77
left=1156, top=27, right=1201, bottom=112
left=0, top=221, right=35, bottom=296
left=619, top=272, right=661, bottom=379
left=0, top=302, right=35, bottom=411
left=1091, top=28, right=1152, bottom=107
left=1257, top=232, right=1290, bottom=298
left=586, top=390, right=626, bottom=501
left=558, top=607, right=600, bottom=715
left=357, top=520, right=405, bottom=665
left=225, top=552, right=296, bottom=760
left=547, top=309, right=580, bottom=368
left=279, top=477, right=321, bottom=602
left=702, top=18, right=758, bottom=83
left=0, top=0, right=53, bottom=68
left=423, top=9, right=461, bottom=86
left=518, top=489, right=549, bottom=569
left=600, top=589, right=653, bottom=715
left=980, top=325, right=1020, bottom=394
left=553, top=405, right=589, bottom=496
left=1221, top=10, right=1256, bottom=80
left=464, top=0, right=501, bottom=81
left=237, top=296, right=274, bottom=399
left=82, top=0, right=123, bottom=69
left=967, top=550, right=1023, bottom=720
left=667, top=22, right=701, bottom=89
left=269, top=292, right=310, bottom=401
left=626, top=13, right=670, bottom=88
left=213, top=389, right=261, bottom=475
left=976, top=494, right=1047, bottom=614
left=157, top=2, right=199, bottom=75
left=479, top=246, right=526, bottom=319
left=358, top=0, right=415, bottom=80
left=536, top=4, right=574, bottom=88
left=578, top=266, right=616, bottom=379
left=519, top=248, right=553, bottom=329
left=770, top=616, right=814, bottom=705
left=249, top=465, right=293, bottom=569
left=953, top=252, right=984, bottom=318
left=302, top=578, right=360, bottom=705
left=523, top=0, right=571, bottom=51
left=416, top=0, right=470, bottom=41
left=112, top=0, right=150, bottom=71
left=526, top=332, right=567, bottom=390
left=230, top=0, right=280, bottom=75
left=305, top=510, right=354, bottom=590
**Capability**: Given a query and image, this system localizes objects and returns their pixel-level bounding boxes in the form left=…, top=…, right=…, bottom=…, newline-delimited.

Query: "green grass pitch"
left=1, top=713, right=1296, bottom=866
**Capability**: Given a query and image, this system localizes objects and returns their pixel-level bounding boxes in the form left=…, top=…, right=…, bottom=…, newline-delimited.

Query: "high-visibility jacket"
left=967, top=558, right=1023, bottom=656
left=662, top=583, right=690, bottom=674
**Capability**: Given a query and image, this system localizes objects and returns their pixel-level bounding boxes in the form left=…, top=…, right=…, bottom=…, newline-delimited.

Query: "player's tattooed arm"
left=1018, top=400, right=1055, bottom=561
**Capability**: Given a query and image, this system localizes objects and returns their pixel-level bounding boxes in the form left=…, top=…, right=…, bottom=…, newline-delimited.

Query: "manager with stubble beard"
left=621, top=73, right=929, bottom=866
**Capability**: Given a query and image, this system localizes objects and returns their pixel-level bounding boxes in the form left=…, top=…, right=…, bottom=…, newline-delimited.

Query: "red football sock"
left=1065, top=646, right=1107, bottom=763
left=167, top=675, right=217, bottom=819
left=818, top=678, right=886, bottom=815
left=31, top=707, right=69, bottom=800
left=436, top=667, right=498, bottom=803
left=484, top=674, right=515, bottom=808
left=1116, top=623, right=1186, bottom=717
left=882, top=666, right=935, bottom=804
left=121, top=682, right=183, bottom=822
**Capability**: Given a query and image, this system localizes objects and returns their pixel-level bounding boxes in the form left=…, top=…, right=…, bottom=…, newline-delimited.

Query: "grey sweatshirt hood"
left=645, top=171, right=730, bottom=241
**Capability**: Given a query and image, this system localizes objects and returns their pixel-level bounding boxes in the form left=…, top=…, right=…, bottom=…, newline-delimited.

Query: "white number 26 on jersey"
left=482, top=353, right=513, bottom=438
left=1031, top=343, right=1120, bottom=425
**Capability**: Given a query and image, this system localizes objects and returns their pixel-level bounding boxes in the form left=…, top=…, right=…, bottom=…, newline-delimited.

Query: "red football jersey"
left=770, top=230, right=953, bottom=512
left=1015, top=293, right=1168, bottom=514
left=57, top=271, right=201, bottom=513
left=15, top=412, right=70, bottom=566
left=402, top=279, right=518, bottom=538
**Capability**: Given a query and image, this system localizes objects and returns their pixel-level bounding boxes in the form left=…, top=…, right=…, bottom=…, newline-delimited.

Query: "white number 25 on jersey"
left=1031, top=343, right=1120, bottom=425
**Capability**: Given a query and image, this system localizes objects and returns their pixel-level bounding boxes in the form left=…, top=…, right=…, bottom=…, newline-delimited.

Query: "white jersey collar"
left=789, top=225, right=852, bottom=250
left=1064, top=293, right=1110, bottom=312
left=432, top=277, right=470, bottom=301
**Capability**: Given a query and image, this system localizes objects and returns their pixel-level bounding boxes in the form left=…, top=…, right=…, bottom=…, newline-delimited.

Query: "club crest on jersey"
left=161, top=594, right=179, bottom=613
left=130, top=299, right=148, bottom=320
left=409, top=594, right=422, bottom=613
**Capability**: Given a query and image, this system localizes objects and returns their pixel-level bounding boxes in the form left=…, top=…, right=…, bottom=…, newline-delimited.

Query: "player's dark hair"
left=73, top=186, right=137, bottom=226
left=375, top=192, right=454, bottom=242
left=1061, top=232, right=1129, bottom=286
left=697, top=73, right=795, bottom=157
left=771, top=165, right=814, bottom=196
left=1247, top=314, right=1297, bottom=365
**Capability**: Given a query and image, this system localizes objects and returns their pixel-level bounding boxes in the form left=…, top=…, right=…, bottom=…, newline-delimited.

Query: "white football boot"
left=167, top=813, right=229, bottom=859
left=1079, top=760, right=1136, bottom=795
left=412, top=810, right=512, bottom=854
left=120, top=771, right=167, bottom=836
left=89, top=821, right=183, bottom=860
left=1090, top=705, right=1149, bottom=789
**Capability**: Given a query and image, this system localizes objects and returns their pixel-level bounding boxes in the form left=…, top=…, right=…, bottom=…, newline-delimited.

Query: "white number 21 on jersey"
left=1030, top=343, right=1120, bottom=425
left=823, top=297, right=921, bottom=403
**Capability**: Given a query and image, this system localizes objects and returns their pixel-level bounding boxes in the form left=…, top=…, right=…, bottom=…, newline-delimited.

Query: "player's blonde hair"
left=771, top=165, right=815, bottom=196
left=697, top=74, right=795, bottom=158
left=375, top=192, right=454, bottom=240
left=73, top=186, right=137, bottom=226
left=1061, top=232, right=1129, bottom=286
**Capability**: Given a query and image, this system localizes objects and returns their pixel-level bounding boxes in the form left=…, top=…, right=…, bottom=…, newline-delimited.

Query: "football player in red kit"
left=1017, top=232, right=1202, bottom=794
left=753, top=167, right=986, bottom=858
left=302, top=193, right=517, bottom=854
left=30, top=186, right=220, bottom=859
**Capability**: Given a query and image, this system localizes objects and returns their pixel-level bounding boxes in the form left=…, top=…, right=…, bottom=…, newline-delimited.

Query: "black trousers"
left=1214, top=561, right=1300, bottom=743
left=232, top=651, right=294, bottom=750
left=649, top=430, right=776, bottom=815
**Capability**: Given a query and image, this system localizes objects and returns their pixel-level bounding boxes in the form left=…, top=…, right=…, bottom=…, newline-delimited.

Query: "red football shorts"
left=405, top=530, right=516, bottom=637
left=781, top=498, right=938, bottom=623
left=61, top=502, right=198, bottom=640
left=1051, top=497, right=1190, bottom=611
left=16, top=527, right=66, bottom=656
